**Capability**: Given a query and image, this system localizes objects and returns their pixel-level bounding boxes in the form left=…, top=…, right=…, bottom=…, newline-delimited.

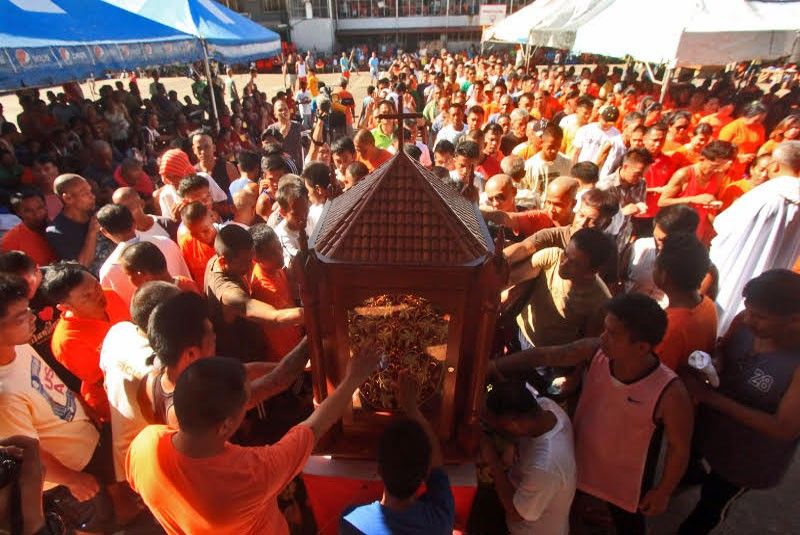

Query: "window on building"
left=290, top=0, right=330, bottom=18
left=262, top=0, right=283, bottom=11
left=334, top=0, right=537, bottom=19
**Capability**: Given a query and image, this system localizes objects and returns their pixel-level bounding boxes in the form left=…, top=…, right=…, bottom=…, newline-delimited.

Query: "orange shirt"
left=178, top=233, right=216, bottom=285
left=669, top=143, right=702, bottom=168
left=126, top=424, right=314, bottom=535
left=173, top=275, right=201, bottom=294
left=699, top=113, right=733, bottom=138
left=757, top=139, right=779, bottom=156
left=250, top=265, right=303, bottom=362
left=1, top=223, right=57, bottom=266
left=50, top=288, right=130, bottom=422
left=719, top=118, right=765, bottom=155
left=720, top=118, right=766, bottom=183
left=359, top=148, right=392, bottom=172
left=718, top=178, right=754, bottom=211
left=508, top=210, right=555, bottom=238
left=662, top=139, right=683, bottom=155
left=655, top=296, right=718, bottom=372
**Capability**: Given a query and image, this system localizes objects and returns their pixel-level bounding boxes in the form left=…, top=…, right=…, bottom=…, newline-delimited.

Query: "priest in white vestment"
left=710, top=141, right=800, bottom=335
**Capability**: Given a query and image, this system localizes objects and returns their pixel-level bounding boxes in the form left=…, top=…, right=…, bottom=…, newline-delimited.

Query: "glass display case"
left=299, top=152, right=506, bottom=460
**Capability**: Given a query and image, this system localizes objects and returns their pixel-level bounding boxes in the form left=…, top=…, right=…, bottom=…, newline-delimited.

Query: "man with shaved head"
left=193, top=132, right=238, bottom=194
left=112, top=186, right=171, bottom=240
left=482, top=175, right=579, bottom=239
left=46, top=174, right=101, bottom=267
left=354, top=129, right=392, bottom=172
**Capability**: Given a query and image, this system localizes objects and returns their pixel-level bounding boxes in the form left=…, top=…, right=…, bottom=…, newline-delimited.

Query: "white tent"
left=483, top=0, right=800, bottom=67
left=482, top=0, right=614, bottom=47
left=571, top=0, right=800, bottom=67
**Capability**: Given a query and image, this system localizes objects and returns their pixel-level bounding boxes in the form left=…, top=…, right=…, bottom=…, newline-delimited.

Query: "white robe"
left=710, top=176, right=800, bottom=335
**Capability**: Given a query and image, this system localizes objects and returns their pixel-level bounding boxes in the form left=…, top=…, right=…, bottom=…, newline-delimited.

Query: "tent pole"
left=202, top=39, right=220, bottom=132
left=524, top=31, right=532, bottom=71
left=659, top=66, right=672, bottom=104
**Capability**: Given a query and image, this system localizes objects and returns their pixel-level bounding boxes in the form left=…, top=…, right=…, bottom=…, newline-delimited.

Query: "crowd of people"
left=0, top=47, right=798, bottom=535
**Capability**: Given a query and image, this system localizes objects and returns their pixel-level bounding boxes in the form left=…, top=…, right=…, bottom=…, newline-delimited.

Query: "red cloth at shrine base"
left=303, top=456, right=477, bottom=535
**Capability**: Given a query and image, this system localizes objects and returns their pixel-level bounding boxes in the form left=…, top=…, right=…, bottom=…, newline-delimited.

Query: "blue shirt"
left=369, top=57, right=379, bottom=72
left=340, top=468, right=455, bottom=535
left=228, top=177, right=254, bottom=197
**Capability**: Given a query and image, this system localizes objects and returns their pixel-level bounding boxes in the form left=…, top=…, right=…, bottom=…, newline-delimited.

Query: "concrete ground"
left=650, top=450, right=799, bottom=534
left=2, top=72, right=798, bottom=534
left=1, top=71, right=378, bottom=128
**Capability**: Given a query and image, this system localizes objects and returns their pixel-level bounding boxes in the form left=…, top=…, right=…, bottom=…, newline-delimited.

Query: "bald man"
left=228, top=188, right=264, bottom=229
left=193, top=133, right=238, bottom=193
left=44, top=174, right=101, bottom=268
left=354, top=129, right=392, bottom=171
left=482, top=175, right=579, bottom=239
left=113, top=187, right=172, bottom=240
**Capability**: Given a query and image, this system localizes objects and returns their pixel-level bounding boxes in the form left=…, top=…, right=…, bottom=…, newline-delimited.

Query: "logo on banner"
left=59, top=48, right=71, bottom=62
left=93, top=46, right=104, bottom=59
left=15, top=49, right=31, bottom=66
left=120, top=45, right=130, bottom=58
left=144, top=44, right=153, bottom=56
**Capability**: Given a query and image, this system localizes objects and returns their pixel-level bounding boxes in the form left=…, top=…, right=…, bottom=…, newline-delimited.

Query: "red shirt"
left=1, top=223, right=57, bottom=266
left=477, top=154, right=501, bottom=179
left=50, top=289, right=130, bottom=422
left=641, top=153, right=677, bottom=218
left=508, top=210, right=555, bottom=238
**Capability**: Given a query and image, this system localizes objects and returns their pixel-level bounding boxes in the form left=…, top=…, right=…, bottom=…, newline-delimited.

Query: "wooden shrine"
left=299, top=150, right=507, bottom=461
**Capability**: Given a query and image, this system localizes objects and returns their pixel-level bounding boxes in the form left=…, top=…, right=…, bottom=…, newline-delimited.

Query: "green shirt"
left=370, top=126, right=394, bottom=150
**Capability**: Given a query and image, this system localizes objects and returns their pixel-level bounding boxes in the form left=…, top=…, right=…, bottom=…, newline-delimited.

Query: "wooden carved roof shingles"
left=311, top=152, right=491, bottom=265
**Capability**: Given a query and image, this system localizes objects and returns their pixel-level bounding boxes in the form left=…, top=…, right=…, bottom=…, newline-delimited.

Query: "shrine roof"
left=310, top=152, right=492, bottom=265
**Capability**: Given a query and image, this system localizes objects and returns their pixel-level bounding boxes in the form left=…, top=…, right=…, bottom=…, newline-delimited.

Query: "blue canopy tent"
left=104, top=0, right=283, bottom=126
left=0, top=0, right=202, bottom=91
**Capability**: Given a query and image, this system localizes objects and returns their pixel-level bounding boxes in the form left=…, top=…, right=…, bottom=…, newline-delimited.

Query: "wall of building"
left=336, top=15, right=479, bottom=32
left=289, top=17, right=336, bottom=54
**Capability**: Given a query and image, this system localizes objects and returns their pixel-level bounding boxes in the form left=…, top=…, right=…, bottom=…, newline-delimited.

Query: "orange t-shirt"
left=50, top=288, right=130, bottom=422
left=178, top=234, right=216, bottom=285
left=126, top=424, right=314, bottom=535
left=662, top=139, right=683, bottom=155
left=720, top=118, right=766, bottom=183
left=359, top=149, right=392, bottom=172
left=757, top=139, right=779, bottom=156
left=173, top=275, right=201, bottom=294
left=669, top=143, right=701, bottom=168
left=719, top=118, right=765, bottom=155
left=655, top=296, right=718, bottom=372
left=508, top=210, right=555, bottom=239
left=718, top=179, right=754, bottom=211
left=250, top=265, right=303, bottom=362
left=699, top=113, right=733, bottom=139
left=1, top=223, right=57, bottom=266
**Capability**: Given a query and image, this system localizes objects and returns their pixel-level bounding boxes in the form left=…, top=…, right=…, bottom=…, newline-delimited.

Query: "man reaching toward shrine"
left=127, top=347, right=381, bottom=534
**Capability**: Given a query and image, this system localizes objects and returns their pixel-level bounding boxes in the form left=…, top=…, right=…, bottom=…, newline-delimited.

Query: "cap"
left=159, top=149, right=195, bottom=180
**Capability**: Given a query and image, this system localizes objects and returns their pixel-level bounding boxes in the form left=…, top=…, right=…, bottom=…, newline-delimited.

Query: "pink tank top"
left=573, top=350, right=677, bottom=512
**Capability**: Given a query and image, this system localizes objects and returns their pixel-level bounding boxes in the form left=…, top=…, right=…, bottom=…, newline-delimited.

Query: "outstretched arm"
left=397, top=372, right=442, bottom=468
left=248, top=338, right=310, bottom=408
left=490, top=338, right=600, bottom=380
left=301, top=347, right=381, bottom=442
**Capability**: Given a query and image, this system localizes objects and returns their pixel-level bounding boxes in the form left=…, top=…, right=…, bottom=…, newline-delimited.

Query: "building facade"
left=223, top=0, right=535, bottom=55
